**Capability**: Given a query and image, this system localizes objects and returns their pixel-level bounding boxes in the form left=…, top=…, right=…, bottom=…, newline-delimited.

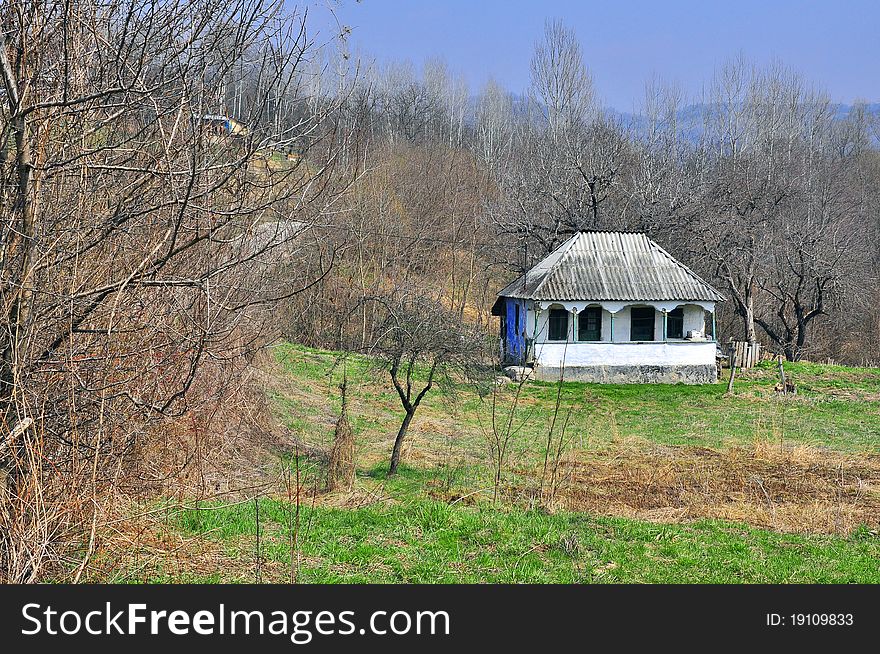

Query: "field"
left=97, top=343, right=880, bottom=583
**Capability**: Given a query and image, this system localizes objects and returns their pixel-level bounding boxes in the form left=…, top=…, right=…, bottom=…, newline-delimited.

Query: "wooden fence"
left=729, top=341, right=762, bottom=368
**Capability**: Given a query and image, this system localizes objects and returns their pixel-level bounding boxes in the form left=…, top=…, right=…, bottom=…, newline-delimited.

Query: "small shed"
left=491, top=231, right=724, bottom=383
left=198, top=114, right=250, bottom=137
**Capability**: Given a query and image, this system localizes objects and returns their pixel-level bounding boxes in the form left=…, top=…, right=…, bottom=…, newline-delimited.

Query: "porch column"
left=532, top=306, right=542, bottom=360
left=662, top=309, right=668, bottom=342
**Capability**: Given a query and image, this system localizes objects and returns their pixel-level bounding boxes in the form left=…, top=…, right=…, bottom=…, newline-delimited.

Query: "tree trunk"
left=743, top=284, right=757, bottom=343
left=388, top=409, right=415, bottom=476
left=791, top=315, right=810, bottom=361
left=721, top=269, right=758, bottom=345
left=0, top=40, right=37, bottom=581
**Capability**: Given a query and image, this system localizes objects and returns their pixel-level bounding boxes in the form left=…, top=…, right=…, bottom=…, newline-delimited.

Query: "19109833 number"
left=790, top=614, right=853, bottom=626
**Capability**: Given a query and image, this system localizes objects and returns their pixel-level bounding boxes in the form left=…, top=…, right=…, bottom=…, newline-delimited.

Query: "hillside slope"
left=93, top=343, right=880, bottom=582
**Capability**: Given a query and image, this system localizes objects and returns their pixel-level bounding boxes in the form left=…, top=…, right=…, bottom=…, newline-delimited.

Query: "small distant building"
left=491, top=231, right=724, bottom=384
left=197, top=114, right=249, bottom=137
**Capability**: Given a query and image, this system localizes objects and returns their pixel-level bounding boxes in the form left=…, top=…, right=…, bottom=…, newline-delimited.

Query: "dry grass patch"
left=553, top=440, right=880, bottom=535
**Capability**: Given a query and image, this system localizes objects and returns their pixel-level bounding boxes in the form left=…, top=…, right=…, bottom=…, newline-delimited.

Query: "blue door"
left=504, top=299, right=526, bottom=364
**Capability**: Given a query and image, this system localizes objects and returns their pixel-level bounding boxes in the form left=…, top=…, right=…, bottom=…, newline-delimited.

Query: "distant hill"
left=605, top=102, right=880, bottom=143
left=468, top=93, right=879, bottom=144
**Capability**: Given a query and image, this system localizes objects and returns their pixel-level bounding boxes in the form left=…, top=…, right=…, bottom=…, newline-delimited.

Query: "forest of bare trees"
left=1, top=3, right=878, bottom=581
left=301, top=20, right=879, bottom=367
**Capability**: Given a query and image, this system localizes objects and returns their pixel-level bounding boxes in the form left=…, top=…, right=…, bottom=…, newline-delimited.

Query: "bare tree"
left=754, top=121, right=872, bottom=360
left=693, top=60, right=815, bottom=343
left=0, top=0, right=353, bottom=582
left=688, top=58, right=874, bottom=357
left=474, top=79, right=514, bottom=171
left=530, top=19, right=594, bottom=139
left=499, top=19, right=631, bottom=254
left=364, top=293, right=484, bottom=476
left=628, top=77, right=701, bottom=235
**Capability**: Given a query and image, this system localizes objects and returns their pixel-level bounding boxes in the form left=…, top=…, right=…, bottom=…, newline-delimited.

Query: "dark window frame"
left=667, top=307, right=684, bottom=339
left=630, top=307, right=656, bottom=341
left=548, top=308, right=569, bottom=342
left=577, top=307, right=603, bottom=341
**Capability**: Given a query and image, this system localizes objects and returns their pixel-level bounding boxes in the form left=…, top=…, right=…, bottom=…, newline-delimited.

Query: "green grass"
left=271, top=342, right=880, bottom=456
left=162, top=496, right=880, bottom=583
left=118, top=343, right=880, bottom=584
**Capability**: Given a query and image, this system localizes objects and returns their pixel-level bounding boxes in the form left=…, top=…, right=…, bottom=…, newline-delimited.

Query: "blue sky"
left=304, top=0, right=879, bottom=111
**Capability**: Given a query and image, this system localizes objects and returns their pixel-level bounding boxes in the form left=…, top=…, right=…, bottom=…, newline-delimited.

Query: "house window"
left=578, top=307, right=602, bottom=341
left=515, top=304, right=521, bottom=335
left=548, top=308, right=569, bottom=341
left=630, top=307, right=655, bottom=341
left=667, top=307, right=684, bottom=339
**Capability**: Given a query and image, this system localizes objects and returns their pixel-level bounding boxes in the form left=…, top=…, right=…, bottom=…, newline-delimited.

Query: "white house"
left=491, top=231, right=724, bottom=383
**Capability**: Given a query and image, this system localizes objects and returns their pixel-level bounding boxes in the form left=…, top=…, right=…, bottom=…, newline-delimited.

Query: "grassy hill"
left=162, top=499, right=880, bottom=583
left=272, top=343, right=880, bottom=454
left=100, top=343, right=880, bottom=583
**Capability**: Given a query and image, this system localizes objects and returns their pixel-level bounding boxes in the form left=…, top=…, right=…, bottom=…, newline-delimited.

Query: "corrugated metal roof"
left=498, top=231, right=724, bottom=302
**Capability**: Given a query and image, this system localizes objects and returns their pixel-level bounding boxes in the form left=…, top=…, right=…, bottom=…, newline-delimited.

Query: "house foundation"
left=534, top=363, right=718, bottom=384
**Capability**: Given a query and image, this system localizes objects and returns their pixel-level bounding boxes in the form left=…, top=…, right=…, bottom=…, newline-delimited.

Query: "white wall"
left=607, top=306, right=661, bottom=341
left=533, top=341, right=716, bottom=367
left=682, top=305, right=706, bottom=336
left=612, top=306, right=637, bottom=341
left=525, top=300, right=538, bottom=339
left=601, top=309, right=613, bottom=341
left=530, top=303, right=562, bottom=342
